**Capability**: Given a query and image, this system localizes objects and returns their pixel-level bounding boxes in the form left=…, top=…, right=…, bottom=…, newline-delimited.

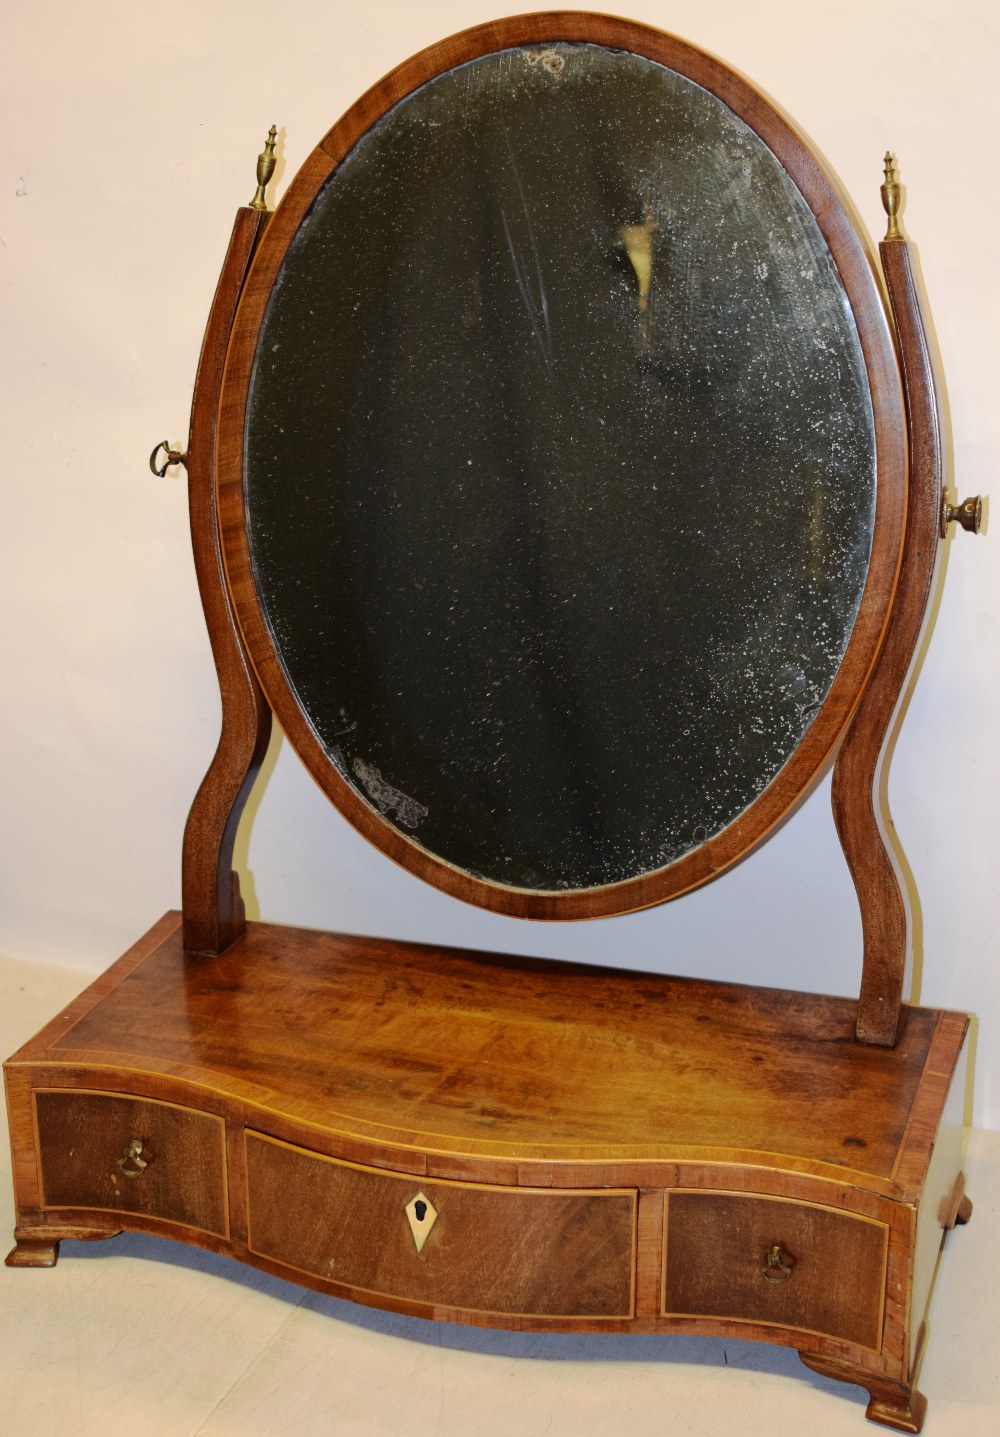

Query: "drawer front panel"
left=246, top=1132, right=635, bottom=1318
left=35, top=1090, right=227, bottom=1237
left=664, top=1192, right=887, bottom=1348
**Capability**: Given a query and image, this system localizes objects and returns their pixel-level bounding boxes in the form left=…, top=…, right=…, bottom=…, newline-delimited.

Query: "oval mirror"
left=218, top=17, right=906, bottom=918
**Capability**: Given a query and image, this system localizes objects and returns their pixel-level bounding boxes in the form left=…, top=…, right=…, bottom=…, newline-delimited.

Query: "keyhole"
left=414, top=1200, right=427, bottom=1222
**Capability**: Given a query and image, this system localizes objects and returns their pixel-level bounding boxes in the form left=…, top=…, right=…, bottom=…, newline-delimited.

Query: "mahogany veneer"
left=5, top=913, right=968, bottom=1429
left=35, top=1090, right=227, bottom=1237
left=246, top=1134, right=636, bottom=1319
left=4, top=14, right=978, bottom=1434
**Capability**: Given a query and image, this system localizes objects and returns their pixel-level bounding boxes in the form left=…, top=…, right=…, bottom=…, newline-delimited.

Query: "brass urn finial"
left=250, top=125, right=278, bottom=212
left=880, top=152, right=903, bottom=241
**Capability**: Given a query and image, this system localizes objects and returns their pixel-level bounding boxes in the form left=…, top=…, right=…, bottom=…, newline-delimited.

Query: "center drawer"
left=245, top=1131, right=636, bottom=1319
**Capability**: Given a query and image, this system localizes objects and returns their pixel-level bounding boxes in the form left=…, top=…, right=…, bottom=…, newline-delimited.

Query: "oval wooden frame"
left=216, top=12, right=907, bottom=921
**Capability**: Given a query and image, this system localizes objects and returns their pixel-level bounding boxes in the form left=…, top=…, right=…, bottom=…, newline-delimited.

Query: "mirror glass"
left=244, top=43, right=876, bottom=892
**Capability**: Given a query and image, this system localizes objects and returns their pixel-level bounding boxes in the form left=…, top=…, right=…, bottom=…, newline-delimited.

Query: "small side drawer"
left=663, top=1192, right=887, bottom=1349
left=246, top=1132, right=636, bottom=1318
left=35, top=1090, right=228, bottom=1237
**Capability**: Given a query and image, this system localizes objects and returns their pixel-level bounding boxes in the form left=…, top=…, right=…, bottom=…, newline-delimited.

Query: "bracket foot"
left=799, top=1351, right=927, bottom=1433
left=5, top=1237, right=60, bottom=1268
left=6, top=1225, right=121, bottom=1268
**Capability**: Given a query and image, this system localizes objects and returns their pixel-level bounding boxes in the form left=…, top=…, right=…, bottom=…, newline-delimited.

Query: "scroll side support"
left=833, top=158, right=943, bottom=1046
left=181, top=185, right=274, bottom=955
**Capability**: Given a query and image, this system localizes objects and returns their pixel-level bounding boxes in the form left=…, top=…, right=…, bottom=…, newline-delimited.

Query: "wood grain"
left=5, top=1237, right=60, bottom=1268
left=664, top=1191, right=887, bottom=1348
left=34, top=1091, right=228, bottom=1237
left=800, top=1350, right=928, bottom=1433
left=6, top=1223, right=120, bottom=1268
left=3, top=916, right=969, bottom=1424
left=16, top=919, right=954, bottom=1188
left=213, top=12, right=908, bottom=921
left=181, top=207, right=272, bottom=955
left=246, top=1132, right=636, bottom=1319
left=5, top=22, right=969, bottom=1432
left=834, top=238, right=945, bottom=1045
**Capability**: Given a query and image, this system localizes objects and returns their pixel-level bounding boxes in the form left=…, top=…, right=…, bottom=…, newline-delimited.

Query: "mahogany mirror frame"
left=4, top=19, right=972, bottom=1437
left=185, top=12, right=945, bottom=1047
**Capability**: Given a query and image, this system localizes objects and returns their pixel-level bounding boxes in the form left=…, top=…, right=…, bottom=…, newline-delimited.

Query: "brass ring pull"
left=117, top=1138, right=148, bottom=1178
left=149, top=439, right=188, bottom=477
left=762, top=1243, right=792, bottom=1283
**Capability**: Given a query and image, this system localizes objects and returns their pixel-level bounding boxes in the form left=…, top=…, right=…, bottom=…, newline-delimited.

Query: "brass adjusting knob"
left=940, top=493, right=984, bottom=538
left=149, top=440, right=188, bottom=477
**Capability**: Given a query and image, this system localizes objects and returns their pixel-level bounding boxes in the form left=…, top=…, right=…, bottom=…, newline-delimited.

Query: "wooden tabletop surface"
left=8, top=914, right=965, bottom=1193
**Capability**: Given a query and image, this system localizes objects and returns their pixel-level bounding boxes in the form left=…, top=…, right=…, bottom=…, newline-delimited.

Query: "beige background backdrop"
left=2, top=0, right=996, bottom=1123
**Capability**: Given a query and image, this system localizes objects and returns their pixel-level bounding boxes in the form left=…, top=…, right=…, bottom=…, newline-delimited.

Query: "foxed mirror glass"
left=222, top=39, right=903, bottom=916
left=7, top=19, right=971, bottom=1435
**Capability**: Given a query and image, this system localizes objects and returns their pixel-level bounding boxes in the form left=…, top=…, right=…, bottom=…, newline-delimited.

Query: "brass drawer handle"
left=117, top=1138, right=148, bottom=1178
left=762, top=1244, right=792, bottom=1283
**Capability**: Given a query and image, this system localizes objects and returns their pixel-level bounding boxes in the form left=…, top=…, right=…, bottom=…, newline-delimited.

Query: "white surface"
left=0, top=2, right=997, bottom=1123
left=1, top=954, right=998, bottom=1437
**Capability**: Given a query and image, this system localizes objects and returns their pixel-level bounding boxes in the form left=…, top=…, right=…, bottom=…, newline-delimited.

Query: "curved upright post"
left=181, top=153, right=275, bottom=955
left=833, top=157, right=944, bottom=1046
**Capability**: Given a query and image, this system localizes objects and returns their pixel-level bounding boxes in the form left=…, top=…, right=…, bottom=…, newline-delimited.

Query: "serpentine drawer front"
left=245, top=1131, right=636, bottom=1318
left=34, top=1090, right=228, bottom=1237
left=663, top=1192, right=888, bottom=1348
